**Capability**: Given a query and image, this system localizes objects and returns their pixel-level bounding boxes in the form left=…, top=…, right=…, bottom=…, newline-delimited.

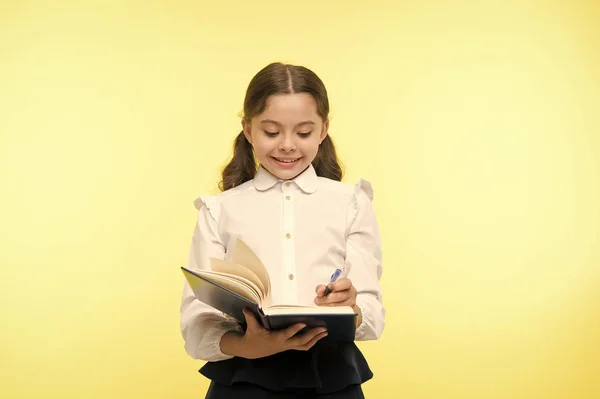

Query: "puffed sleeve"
left=345, top=179, right=385, bottom=340
left=179, top=195, right=243, bottom=361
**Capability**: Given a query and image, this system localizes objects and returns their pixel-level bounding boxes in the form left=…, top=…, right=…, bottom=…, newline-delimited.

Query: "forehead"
left=257, top=93, right=320, bottom=124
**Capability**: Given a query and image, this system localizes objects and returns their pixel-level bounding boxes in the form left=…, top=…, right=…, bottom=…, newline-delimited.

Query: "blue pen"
left=323, top=268, right=343, bottom=296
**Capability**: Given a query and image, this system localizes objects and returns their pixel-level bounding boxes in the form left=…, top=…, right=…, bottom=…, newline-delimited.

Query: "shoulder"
left=193, top=180, right=256, bottom=221
left=316, top=176, right=374, bottom=203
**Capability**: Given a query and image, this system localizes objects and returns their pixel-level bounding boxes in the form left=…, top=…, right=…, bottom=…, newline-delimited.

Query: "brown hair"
left=218, top=62, right=343, bottom=191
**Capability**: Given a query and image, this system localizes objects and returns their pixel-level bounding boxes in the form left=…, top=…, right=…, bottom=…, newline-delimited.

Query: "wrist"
left=352, top=304, right=363, bottom=327
left=220, top=331, right=245, bottom=357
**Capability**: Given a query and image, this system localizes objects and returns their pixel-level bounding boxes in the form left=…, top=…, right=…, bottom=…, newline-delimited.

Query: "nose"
left=279, top=133, right=296, bottom=152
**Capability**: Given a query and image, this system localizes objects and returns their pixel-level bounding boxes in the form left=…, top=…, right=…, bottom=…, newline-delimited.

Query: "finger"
left=315, top=285, right=327, bottom=297
left=314, top=290, right=350, bottom=305
left=328, top=278, right=352, bottom=292
left=288, top=327, right=327, bottom=347
left=242, top=308, right=262, bottom=331
left=316, top=297, right=355, bottom=307
left=298, top=331, right=329, bottom=351
left=280, top=322, right=307, bottom=340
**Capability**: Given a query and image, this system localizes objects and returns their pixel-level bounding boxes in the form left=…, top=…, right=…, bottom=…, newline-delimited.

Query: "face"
left=243, top=93, right=329, bottom=180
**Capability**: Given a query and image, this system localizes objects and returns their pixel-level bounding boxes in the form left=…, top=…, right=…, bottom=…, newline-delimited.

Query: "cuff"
left=202, top=319, right=244, bottom=362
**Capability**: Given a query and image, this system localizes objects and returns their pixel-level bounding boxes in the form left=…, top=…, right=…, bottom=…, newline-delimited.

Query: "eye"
left=264, top=131, right=278, bottom=137
left=298, top=131, right=313, bottom=137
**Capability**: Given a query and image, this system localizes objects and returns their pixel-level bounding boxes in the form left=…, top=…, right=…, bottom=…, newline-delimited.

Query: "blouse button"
left=286, top=233, right=291, bottom=239
left=285, top=182, right=291, bottom=187
left=285, top=195, right=291, bottom=200
left=288, top=273, right=294, bottom=280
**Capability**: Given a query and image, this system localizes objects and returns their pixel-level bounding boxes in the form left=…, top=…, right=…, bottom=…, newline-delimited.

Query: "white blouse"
left=180, top=164, right=385, bottom=362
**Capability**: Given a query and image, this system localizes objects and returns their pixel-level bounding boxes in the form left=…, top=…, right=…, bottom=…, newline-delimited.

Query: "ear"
left=242, top=119, right=253, bottom=144
left=319, top=120, right=329, bottom=144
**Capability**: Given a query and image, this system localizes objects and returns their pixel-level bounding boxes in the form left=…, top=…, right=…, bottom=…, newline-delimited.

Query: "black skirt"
left=200, top=340, right=373, bottom=397
left=204, top=381, right=365, bottom=398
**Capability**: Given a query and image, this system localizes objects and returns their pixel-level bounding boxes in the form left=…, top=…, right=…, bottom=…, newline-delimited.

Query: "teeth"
left=276, top=158, right=298, bottom=163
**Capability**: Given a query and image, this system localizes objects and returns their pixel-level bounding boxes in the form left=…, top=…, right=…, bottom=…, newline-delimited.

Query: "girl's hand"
left=314, top=278, right=363, bottom=325
left=314, top=277, right=357, bottom=307
left=221, top=308, right=328, bottom=359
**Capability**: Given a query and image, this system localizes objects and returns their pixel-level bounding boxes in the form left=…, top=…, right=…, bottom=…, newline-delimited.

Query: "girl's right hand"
left=221, top=308, right=328, bottom=359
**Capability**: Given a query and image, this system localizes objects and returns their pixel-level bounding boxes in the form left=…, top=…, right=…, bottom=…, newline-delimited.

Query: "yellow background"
left=1, top=1, right=599, bottom=398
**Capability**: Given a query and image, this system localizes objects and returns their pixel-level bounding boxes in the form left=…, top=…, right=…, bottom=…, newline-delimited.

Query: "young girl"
left=180, top=62, right=385, bottom=398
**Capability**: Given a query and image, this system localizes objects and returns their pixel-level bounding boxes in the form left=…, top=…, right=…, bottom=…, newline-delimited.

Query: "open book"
left=181, top=238, right=357, bottom=341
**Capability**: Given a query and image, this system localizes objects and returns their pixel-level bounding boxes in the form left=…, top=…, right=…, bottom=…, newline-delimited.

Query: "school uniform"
left=180, top=164, right=385, bottom=398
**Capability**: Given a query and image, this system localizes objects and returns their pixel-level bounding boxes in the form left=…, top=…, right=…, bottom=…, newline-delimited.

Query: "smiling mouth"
left=272, top=157, right=301, bottom=163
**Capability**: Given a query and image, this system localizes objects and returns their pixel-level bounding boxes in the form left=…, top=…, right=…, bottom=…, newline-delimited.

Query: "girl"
left=180, top=62, right=385, bottom=398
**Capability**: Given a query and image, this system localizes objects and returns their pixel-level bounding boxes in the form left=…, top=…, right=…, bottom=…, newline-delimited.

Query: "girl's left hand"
left=314, top=278, right=362, bottom=326
left=314, top=277, right=357, bottom=308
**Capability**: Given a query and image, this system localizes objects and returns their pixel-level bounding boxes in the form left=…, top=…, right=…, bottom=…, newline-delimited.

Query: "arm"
left=346, top=180, right=385, bottom=341
left=180, top=197, right=243, bottom=361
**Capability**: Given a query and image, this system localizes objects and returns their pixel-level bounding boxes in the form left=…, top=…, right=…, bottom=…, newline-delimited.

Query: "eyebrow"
left=260, top=119, right=316, bottom=127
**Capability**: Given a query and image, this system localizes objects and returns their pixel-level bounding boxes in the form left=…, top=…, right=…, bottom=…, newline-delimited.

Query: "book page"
left=193, top=270, right=262, bottom=304
left=209, top=258, right=266, bottom=302
left=263, top=305, right=355, bottom=316
left=231, top=238, right=271, bottom=303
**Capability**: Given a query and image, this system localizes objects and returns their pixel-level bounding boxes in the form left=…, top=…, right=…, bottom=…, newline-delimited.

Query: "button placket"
left=281, top=181, right=296, bottom=304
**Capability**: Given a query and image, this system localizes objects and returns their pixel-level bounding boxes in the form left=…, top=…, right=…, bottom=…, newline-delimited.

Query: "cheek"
left=251, top=139, right=272, bottom=156
left=299, top=139, right=321, bottom=155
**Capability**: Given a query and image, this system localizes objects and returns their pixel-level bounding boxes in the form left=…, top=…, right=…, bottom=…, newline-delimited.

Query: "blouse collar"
left=253, top=163, right=318, bottom=194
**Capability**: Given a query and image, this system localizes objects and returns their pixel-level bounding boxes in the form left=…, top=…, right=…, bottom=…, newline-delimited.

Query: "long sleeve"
left=180, top=196, right=243, bottom=361
left=345, top=179, right=385, bottom=341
